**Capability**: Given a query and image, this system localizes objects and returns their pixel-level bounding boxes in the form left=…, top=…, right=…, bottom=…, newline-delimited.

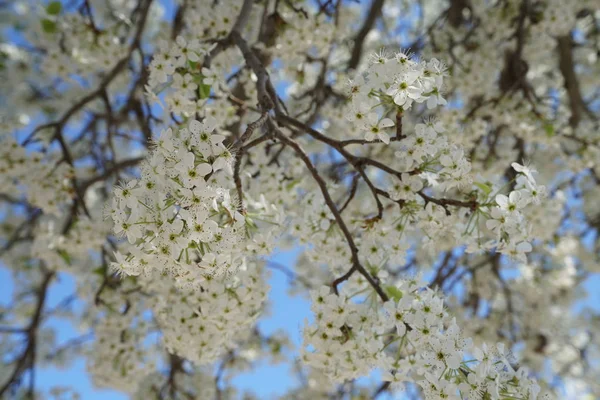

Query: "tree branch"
left=0, top=271, right=54, bottom=397
left=268, top=118, right=388, bottom=301
left=347, top=0, right=385, bottom=70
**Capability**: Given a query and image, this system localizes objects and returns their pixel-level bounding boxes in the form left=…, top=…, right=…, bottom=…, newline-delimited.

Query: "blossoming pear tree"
left=1, top=0, right=599, bottom=399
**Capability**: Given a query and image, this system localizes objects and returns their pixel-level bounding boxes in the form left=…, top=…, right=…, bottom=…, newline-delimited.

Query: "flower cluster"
left=87, top=309, right=155, bottom=393
left=32, top=217, right=110, bottom=272
left=146, top=36, right=219, bottom=116
left=2, top=0, right=598, bottom=398
left=301, top=285, right=388, bottom=381
left=146, top=262, right=269, bottom=365
left=132, top=371, right=217, bottom=400
left=0, top=136, right=74, bottom=215
left=303, top=282, right=552, bottom=400
left=272, top=12, right=334, bottom=65
left=36, top=10, right=133, bottom=80
left=108, top=117, right=250, bottom=287
left=388, top=120, right=473, bottom=193
left=346, top=51, right=447, bottom=144
left=485, top=163, right=547, bottom=262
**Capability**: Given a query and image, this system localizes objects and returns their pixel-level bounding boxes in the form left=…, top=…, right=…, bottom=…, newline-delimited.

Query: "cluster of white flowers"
left=107, top=116, right=249, bottom=286
left=31, top=218, right=109, bottom=272
left=36, top=11, right=131, bottom=80
left=87, top=309, right=155, bottom=393
left=302, top=281, right=552, bottom=400
left=273, top=12, right=334, bottom=65
left=389, top=120, right=473, bottom=192
left=132, top=370, right=217, bottom=400
left=3, top=0, right=600, bottom=398
left=345, top=51, right=447, bottom=144
left=145, top=262, right=269, bottom=365
left=184, top=0, right=245, bottom=41
left=146, top=36, right=219, bottom=116
left=270, top=52, right=543, bottom=278
left=0, top=136, right=74, bottom=215
left=86, top=225, right=271, bottom=390
left=301, top=285, right=389, bottom=381
left=485, top=163, right=547, bottom=262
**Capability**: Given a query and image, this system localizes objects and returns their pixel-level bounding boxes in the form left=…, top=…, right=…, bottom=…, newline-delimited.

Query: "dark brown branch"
left=242, top=133, right=272, bottom=151
left=230, top=31, right=274, bottom=111
left=79, top=157, right=146, bottom=191
left=347, top=0, right=385, bottom=70
left=558, top=35, right=594, bottom=128
left=372, top=381, right=391, bottom=398
left=161, top=354, right=185, bottom=399
left=395, top=109, right=404, bottom=140
left=0, top=209, right=42, bottom=256
left=338, top=136, right=401, bottom=146
left=231, top=0, right=255, bottom=34
left=171, top=0, right=187, bottom=40
left=0, top=271, right=54, bottom=397
left=269, top=119, right=388, bottom=301
left=276, top=114, right=404, bottom=176
left=233, top=113, right=269, bottom=212
left=417, top=190, right=477, bottom=215
left=339, top=174, right=360, bottom=213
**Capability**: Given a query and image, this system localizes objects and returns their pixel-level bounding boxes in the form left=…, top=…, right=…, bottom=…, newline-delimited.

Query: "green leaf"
left=41, top=18, right=57, bottom=34
left=92, top=266, right=105, bottom=276
left=42, top=105, right=57, bottom=114
left=198, top=83, right=211, bottom=99
left=57, top=249, right=71, bottom=265
left=474, top=182, right=492, bottom=195
left=191, top=73, right=212, bottom=99
left=385, top=285, right=403, bottom=301
left=47, top=1, right=62, bottom=15
left=271, top=341, right=282, bottom=354
left=192, top=73, right=203, bottom=84
left=544, top=123, right=554, bottom=137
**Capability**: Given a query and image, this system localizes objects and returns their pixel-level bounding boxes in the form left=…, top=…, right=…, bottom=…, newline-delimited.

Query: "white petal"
left=379, top=118, right=395, bottom=128
left=189, top=120, right=203, bottom=134
left=196, top=163, right=212, bottom=177
left=495, top=194, right=508, bottom=208
left=511, top=162, right=524, bottom=172
left=378, top=132, right=390, bottom=144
